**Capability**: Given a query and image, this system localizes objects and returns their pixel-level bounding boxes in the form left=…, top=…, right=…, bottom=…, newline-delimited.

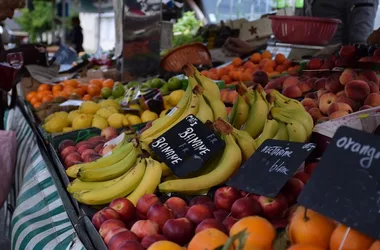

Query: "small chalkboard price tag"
left=298, top=126, right=380, bottom=240
left=149, top=115, right=225, bottom=177
left=227, top=140, right=316, bottom=198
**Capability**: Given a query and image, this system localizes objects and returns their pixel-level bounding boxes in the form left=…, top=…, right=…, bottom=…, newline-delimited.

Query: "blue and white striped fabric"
left=6, top=108, right=86, bottom=250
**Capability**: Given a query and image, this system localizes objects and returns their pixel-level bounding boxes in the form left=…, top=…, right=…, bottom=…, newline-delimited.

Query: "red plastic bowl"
left=269, top=16, right=342, bottom=46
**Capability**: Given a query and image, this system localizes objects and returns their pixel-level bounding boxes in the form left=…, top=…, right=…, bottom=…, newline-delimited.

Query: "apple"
left=213, top=186, right=241, bottom=211
left=99, top=219, right=126, bottom=238
left=240, top=190, right=249, bottom=197
left=186, top=204, right=214, bottom=225
left=189, top=195, right=211, bottom=206
left=108, top=231, right=139, bottom=250
left=130, top=220, right=160, bottom=239
left=115, top=241, right=144, bottom=250
left=109, top=198, right=136, bottom=223
left=64, top=152, right=83, bottom=168
left=271, top=218, right=289, bottom=229
left=231, top=197, right=262, bottom=219
left=293, top=172, right=310, bottom=184
left=76, top=141, right=94, bottom=149
left=141, top=234, right=167, bottom=249
left=147, top=203, right=174, bottom=229
left=195, top=218, right=228, bottom=234
left=281, top=178, right=305, bottom=205
left=103, top=227, right=128, bottom=245
left=88, top=136, right=106, bottom=144
left=222, top=216, right=238, bottom=231
left=305, top=162, right=318, bottom=175
left=203, top=201, right=217, bottom=213
left=77, top=144, right=93, bottom=155
left=101, top=127, right=118, bottom=140
left=60, top=146, right=77, bottom=160
left=213, top=209, right=229, bottom=222
left=162, top=218, right=194, bottom=245
left=83, top=153, right=101, bottom=163
left=94, top=143, right=104, bottom=154
left=248, top=194, right=260, bottom=201
left=164, top=197, right=187, bottom=212
left=136, top=194, right=161, bottom=216
left=92, top=207, right=121, bottom=230
left=173, top=206, right=190, bottom=219
left=257, top=194, right=288, bottom=220
left=58, top=139, right=75, bottom=153
left=81, top=149, right=97, bottom=159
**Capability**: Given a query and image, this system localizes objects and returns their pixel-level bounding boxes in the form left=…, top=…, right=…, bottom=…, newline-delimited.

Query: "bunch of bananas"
left=229, top=83, right=313, bottom=148
left=66, top=139, right=163, bottom=205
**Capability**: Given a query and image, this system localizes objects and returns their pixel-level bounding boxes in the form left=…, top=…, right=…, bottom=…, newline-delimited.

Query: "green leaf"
left=215, top=229, right=249, bottom=250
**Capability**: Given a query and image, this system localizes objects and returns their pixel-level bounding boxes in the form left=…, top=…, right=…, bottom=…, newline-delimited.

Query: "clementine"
left=83, top=94, right=92, bottom=101
left=287, top=244, right=326, bottom=250
left=330, top=225, right=374, bottom=250
left=209, top=68, right=218, bottom=74
left=232, top=57, right=243, bottom=67
left=37, top=84, right=51, bottom=92
left=201, top=70, right=209, bottom=76
left=33, top=102, right=41, bottom=109
left=240, top=72, right=253, bottom=82
left=29, top=96, right=40, bottom=105
left=89, top=79, right=102, bottom=88
left=275, top=53, right=287, bottom=65
left=208, top=73, right=219, bottom=80
left=26, top=91, right=37, bottom=101
left=243, top=61, right=255, bottom=69
left=262, top=50, right=272, bottom=59
left=369, top=241, right=380, bottom=250
left=188, top=228, right=231, bottom=250
left=41, top=95, right=54, bottom=103
left=88, top=85, right=101, bottom=96
left=147, top=240, right=183, bottom=250
left=73, top=88, right=85, bottom=97
left=221, top=75, right=232, bottom=84
left=230, top=216, right=275, bottom=250
left=102, top=79, right=114, bottom=88
left=52, top=84, right=63, bottom=93
left=217, top=68, right=229, bottom=78
left=250, top=53, right=262, bottom=63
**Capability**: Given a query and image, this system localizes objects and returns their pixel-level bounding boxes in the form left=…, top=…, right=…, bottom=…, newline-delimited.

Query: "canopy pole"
left=97, top=0, right=102, bottom=51
left=62, top=0, right=66, bottom=44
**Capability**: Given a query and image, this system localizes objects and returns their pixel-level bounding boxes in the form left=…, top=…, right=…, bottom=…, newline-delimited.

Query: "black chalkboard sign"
left=298, top=126, right=380, bottom=240
left=227, top=140, right=316, bottom=197
left=149, top=115, right=225, bottom=177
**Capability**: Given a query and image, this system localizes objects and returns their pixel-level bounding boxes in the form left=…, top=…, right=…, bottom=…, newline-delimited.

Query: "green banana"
left=286, top=120, right=308, bottom=142
left=67, top=177, right=122, bottom=193
left=273, top=121, right=289, bottom=141
left=231, top=128, right=257, bottom=161
left=255, top=118, right=280, bottom=148
left=232, top=95, right=250, bottom=130
left=228, top=96, right=239, bottom=124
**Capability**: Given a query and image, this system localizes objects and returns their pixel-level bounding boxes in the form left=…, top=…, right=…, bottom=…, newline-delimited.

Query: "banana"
left=72, top=158, right=146, bottom=205
left=231, top=128, right=257, bottom=161
left=286, top=120, right=308, bottom=142
left=241, top=88, right=269, bottom=139
left=66, top=142, right=133, bottom=178
left=158, top=133, right=242, bottom=193
left=190, top=65, right=220, bottom=99
left=126, top=158, right=162, bottom=205
left=160, top=162, right=173, bottom=177
left=270, top=90, right=304, bottom=109
left=202, top=90, right=227, bottom=121
left=67, top=177, right=122, bottom=193
left=232, top=95, right=250, bottom=130
left=273, top=121, right=289, bottom=141
left=228, top=96, right=239, bottom=124
left=255, top=118, right=280, bottom=148
left=77, top=145, right=140, bottom=182
left=195, top=87, right=214, bottom=123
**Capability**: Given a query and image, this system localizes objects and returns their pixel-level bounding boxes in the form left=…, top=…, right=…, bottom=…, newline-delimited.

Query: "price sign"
left=227, top=140, right=316, bottom=197
left=298, top=126, right=380, bottom=240
left=150, top=115, right=225, bottom=177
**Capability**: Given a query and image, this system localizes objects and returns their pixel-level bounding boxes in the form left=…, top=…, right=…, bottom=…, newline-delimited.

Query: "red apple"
left=99, top=219, right=126, bottom=238
left=164, top=197, right=187, bottom=212
left=83, top=153, right=101, bottom=163
left=76, top=141, right=94, bottom=149
left=162, top=218, right=194, bottom=245
left=116, top=240, right=144, bottom=250
left=104, top=227, right=128, bottom=245
left=94, top=143, right=104, bottom=154
left=213, top=186, right=241, bottom=211
left=213, top=209, right=229, bottom=223
left=130, top=220, right=160, bottom=239
left=203, top=201, right=217, bottom=213
left=64, top=152, right=83, bottom=168
left=239, top=190, right=249, bottom=197
left=281, top=178, right=305, bottom=205
left=305, top=162, right=318, bottom=175
left=108, top=231, right=139, bottom=250
left=186, top=204, right=214, bottom=225
left=109, top=198, right=136, bottom=223
left=92, top=207, right=121, bottom=230
left=173, top=206, right=190, bottom=219
left=147, top=203, right=174, bottom=229
left=81, top=149, right=97, bottom=159
left=101, top=127, right=118, bottom=140
left=293, top=172, right=310, bottom=184
left=257, top=194, right=288, bottom=220
left=248, top=194, right=260, bottom=201
left=60, top=146, right=77, bottom=160
left=141, top=234, right=167, bottom=249
left=195, top=218, right=228, bottom=234
left=88, top=136, right=106, bottom=144
left=231, top=197, right=262, bottom=219
left=58, top=139, right=75, bottom=153
left=189, top=195, right=211, bottom=206
left=136, top=194, right=161, bottom=216
left=271, top=218, right=289, bottom=229
left=222, top=216, right=238, bottom=231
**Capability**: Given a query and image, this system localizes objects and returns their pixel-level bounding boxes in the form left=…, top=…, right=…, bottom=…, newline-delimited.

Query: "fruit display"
left=200, top=51, right=299, bottom=85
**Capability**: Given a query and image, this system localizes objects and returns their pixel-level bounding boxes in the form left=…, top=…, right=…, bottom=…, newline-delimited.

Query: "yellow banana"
left=160, top=162, right=173, bottom=177
left=66, top=142, right=133, bottom=178
left=286, top=120, right=308, bottom=142
left=77, top=145, right=140, bottom=182
left=231, top=128, right=257, bottom=161
left=255, top=118, right=280, bottom=148
left=195, top=86, right=214, bottom=123
left=127, top=158, right=162, bottom=205
left=186, top=64, right=220, bottom=99
left=202, top=90, right=227, bottom=121
left=72, top=158, right=146, bottom=205
left=270, top=90, right=304, bottom=109
left=273, top=121, right=289, bottom=141
left=159, top=133, right=242, bottom=193
left=67, top=177, right=122, bottom=193
left=228, top=95, right=239, bottom=124
left=232, top=95, right=250, bottom=130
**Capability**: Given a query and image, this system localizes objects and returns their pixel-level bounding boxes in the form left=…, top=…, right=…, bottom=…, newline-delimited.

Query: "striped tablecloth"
left=6, top=107, right=86, bottom=250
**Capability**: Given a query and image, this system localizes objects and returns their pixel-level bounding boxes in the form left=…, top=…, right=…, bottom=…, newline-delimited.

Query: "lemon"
left=92, top=115, right=108, bottom=130
left=67, top=110, right=81, bottom=125
left=62, top=127, right=74, bottom=132
left=122, top=116, right=130, bottom=126
left=160, top=109, right=169, bottom=118
left=100, top=99, right=120, bottom=109
left=107, top=113, right=125, bottom=128
left=72, top=114, right=93, bottom=130
left=107, top=106, right=119, bottom=114
left=129, top=103, right=143, bottom=114
left=141, top=110, right=158, bottom=123
left=96, top=108, right=113, bottom=119
left=44, top=111, right=68, bottom=124
left=80, top=101, right=101, bottom=114
left=127, top=115, right=142, bottom=125
left=42, top=115, right=69, bottom=133
left=168, top=90, right=185, bottom=107
left=163, top=95, right=173, bottom=110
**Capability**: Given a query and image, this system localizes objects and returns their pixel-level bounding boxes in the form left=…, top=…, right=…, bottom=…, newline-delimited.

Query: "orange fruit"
left=283, top=59, right=292, bottom=66
left=230, top=216, right=275, bottom=250
left=275, top=65, right=288, bottom=73
left=289, top=207, right=336, bottom=249
left=263, top=66, right=274, bottom=73
left=89, top=79, right=103, bottom=88
left=88, top=85, right=101, bottom=96
left=41, top=95, right=54, bottom=103
left=262, top=50, right=272, bottom=59
left=147, top=240, right=183, bottom=250
left=79, top=85, right=88, bottom=93
left=233, top=71, right=241, bottom=81
left=259, top=58, right=270, bottom=66
left=265, top=60, right=276, bottom=69
left=29, top=96, right=40, bottom=105
left=52, top=84, right=63, bottom=93
left=232, top=57, right=243, bottom=67
left=275, top=53, right=287, bottom=65
left=208, top=73, right=219, bottom=80
left=287, top=244, right=326, bottom=250
left=102, top=79, right=115, bottom=88
left=26, top=91, right=37, bottom=101
left=250, top=53, right=262, bottom=63
left=240, top=72, right=253, bottom=82
left=369, top=241, right=380, bottom=250
left=64, top=86, right=75, bottom=95
left=36, top=92, right=46, bottom=100
left=243, top=61, right=255, bottom=69
left=226, top=65, right=235, bottom=71
left=37, top=84, right=51, bottom=92
left=188, top=228, right=231, bottom=250
left=201, top=70, right=209, bottom=76
left=330, top=225, right=374, bottom=250
left=221, top=75, right=232, bottom=84
left=73, top=88, right=85, bottom=97
left=217, top=68, right=229, bottom=78
left=82, top=94, right=92, bottom=101
left=33, top=102, right=42, bottom=109
left=56, top=91, right=69, bottom=98
left=209, top=68, right=217, bottom=74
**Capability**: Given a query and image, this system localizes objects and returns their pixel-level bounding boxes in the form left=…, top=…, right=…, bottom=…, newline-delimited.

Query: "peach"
left=81, top=149, right=97, bottom=159
left=94, top=143, right=104, bottom=154
left=360, top=105, right=372, bottom=111
left=77, top=144, right=93, bottom=155
left=336, top=90, right=346, bottom=97
left=104, top=227, right=128, bottom=245
left=173, top=206, right=190, bottom=219
left=60, top=146, right=77, bottom=160
left=327, top=102, right=353, bottom=116
left=307, top=58, right=323, bottom=69
left=130, top=220, right=160, bottom=239
left=88, top=136, right=106, bottom=144
left=141, top=234, right=167, bottom=249
left=136, top=194, right=161, bottom=216
left=308, top=108, right=324, bottom=122
left=162, top=218, right=194, bottom=245
left=364, top=93, right=380, bottom=107
left=164, top=197, right=187, bottom=212
left=329, top=110, right=349, bottom=119
left=304, top=92, right=318, bottom=100
left=58, top=139, right=75, bottom=153
left=345, top=80, right=370, bottom=102
left=297, top=79, right=314, bottom=93
left=231, top=197, right=262, bottom=219
left=282, top=85, right=302, bottom=98
left=318, top=93, right=337, bottom=114
left=108, top=231, right=139, bottom=250
left=147, top=203, right=174, bottom=230
left=339, top=45, right=356, bottom=59
left=222, top=216, right=238, bottom=231
left=336, top=94, right=360, bottom=111
left=317, top=89, right=330, bottom=99
left=83, top=153, right=101, bottom=163
left=116, top=241, right=144, bottom=250
left=326, top=77, right=344, bottom=93
left=213, top=209, right=229, bottom=223
left=186, top=204, right=213, bottom=225
left=99, top=219, right=126, bottom=238
left=301, top=98, right=318, bottom=111
left=283, top=76, right=299, bottom=89
left=359, top=70, right=379, bottom=86
left=339, top=69, right=357, bottom=85
left=109, top=198, right=136, bottom=223
left=368, top=81, right=380, bottom=93
left=101, top=144, right=115, bottom=156
left=92, top=207, right=121, bottom=230
left=252, top=71, right=269, bottom=86
left=264, top=80, right=282, bottom=90
left=314, top=78, right=327, bottom=90
left=76, top=141, right=94, bottom=149
left=320, top=58, right=335, bottom=69
left=64, top=152, right=83, bottom=168
left=101, top=127, right=118, bottom=140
